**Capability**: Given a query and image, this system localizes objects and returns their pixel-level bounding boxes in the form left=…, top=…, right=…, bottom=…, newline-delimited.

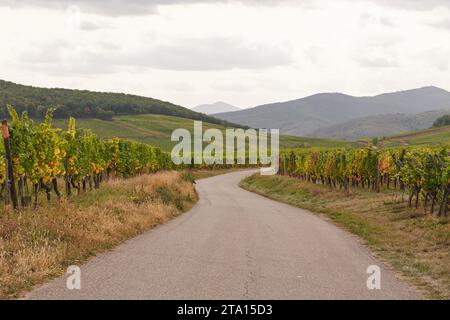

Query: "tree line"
left=0, top=80, right=243, bottom=128
left=432, top=114, right=450, bottom=128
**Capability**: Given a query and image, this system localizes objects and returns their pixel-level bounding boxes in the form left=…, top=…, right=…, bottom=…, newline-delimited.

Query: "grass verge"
left=0, top=171, right=197, bottom=299
left=240, top=174, right=450, bottom=299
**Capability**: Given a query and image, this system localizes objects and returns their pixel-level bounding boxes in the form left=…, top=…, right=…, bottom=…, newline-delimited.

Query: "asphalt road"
left=26, top=170, right=420, bottom=299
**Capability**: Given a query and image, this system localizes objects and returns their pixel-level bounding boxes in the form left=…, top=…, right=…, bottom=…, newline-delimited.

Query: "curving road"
left=26, top=170, right=420, bottom=299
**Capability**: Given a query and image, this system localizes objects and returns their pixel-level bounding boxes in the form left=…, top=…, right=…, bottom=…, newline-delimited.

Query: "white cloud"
left=428, top=18, right=450, bottom=30
left=0, top=0, right=448, bottom=108
left=120, top=37, right=292, bottom=71
left=355, top=56, right=398, bottom=68
left=0, top=0, right=299, bottom=16
left=14, top=35, right=292, bottom=74
left=1, top=0, right=448, bottom=16
left=369, top=0, right=450, bottom=10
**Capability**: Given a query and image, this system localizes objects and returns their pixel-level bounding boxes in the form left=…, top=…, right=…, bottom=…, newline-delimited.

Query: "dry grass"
left=241, top=174, right=450, bottom=300
left=0, top=171, right=197, bottom=299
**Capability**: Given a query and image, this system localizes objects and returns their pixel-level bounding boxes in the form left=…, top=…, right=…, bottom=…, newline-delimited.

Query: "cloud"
left=116, top=37, right=293, bottom=71
left=16, top=39, right=118, bottom=75
left=420, top=47, right=450, bottom=72
left=1, top=0, right=449, bottom=16
left=211, top=81, right=253, bottom=92
left=2, top=0, right=449, bottom=108
left=353, top=46, right=398, bottom=69
left=163, top=82, right=197, bottom=91
left=356, top=56, right=398, bottom=68
left=0, top=0, right=154, bottom=15
left=20, top=39, right=71, bottom=64
left=358, top=12, right=393, bottom=28
left=0, top=0, right=298, bottom=16
left=16, top=36, right=292, bottom=74
left=368, top=0, right=450, bottom=10
left=79, top=20, right=110, bottom=31
left=428, top=18, right=450, bottom=30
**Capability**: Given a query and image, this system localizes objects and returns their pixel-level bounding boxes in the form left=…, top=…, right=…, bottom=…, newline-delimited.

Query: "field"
left=369, top=125, right=450, bottom=147
left=53, top=114, right=357, bottom=151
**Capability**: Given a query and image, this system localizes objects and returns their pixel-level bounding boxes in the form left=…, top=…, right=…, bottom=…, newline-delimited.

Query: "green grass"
left=240, top=174, right=450, bottom=299
left=53, top=114, right=194, bottom=151
left=53, top=114, right=353, bottom=151
left=371, top=126, right=450, bottom=148
left=277, top=133, right=361, bottom=149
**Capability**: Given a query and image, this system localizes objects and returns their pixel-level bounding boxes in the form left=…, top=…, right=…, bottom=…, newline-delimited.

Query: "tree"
left=432, top=115, right=450, bottom=128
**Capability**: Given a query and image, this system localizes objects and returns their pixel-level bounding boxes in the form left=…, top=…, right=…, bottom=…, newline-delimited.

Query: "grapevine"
left=1, top=105, right=172, bottom=208
left=280, top=146, right=449, bottom=216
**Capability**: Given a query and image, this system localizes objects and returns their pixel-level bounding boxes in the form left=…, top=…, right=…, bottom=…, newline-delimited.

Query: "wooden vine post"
left=64, top=158, right=71, bottom=196
left=2, top=120, right=19, bottom=209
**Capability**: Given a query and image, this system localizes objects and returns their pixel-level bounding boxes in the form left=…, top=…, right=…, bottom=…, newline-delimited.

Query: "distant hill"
left=192, top=101, right=240, bottom=114
left=311, top=109, right=450, bottom=140
left=214, top=86, right=450, bottom=136
left=0, top=79, right=238, bottom=127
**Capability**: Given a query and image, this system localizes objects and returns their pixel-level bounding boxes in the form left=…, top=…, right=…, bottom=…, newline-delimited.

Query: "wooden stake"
left=2, top=120, right=18, bottom=209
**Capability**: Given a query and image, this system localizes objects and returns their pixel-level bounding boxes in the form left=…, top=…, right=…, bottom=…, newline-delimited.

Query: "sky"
left=0, top=0, right=449, bottom=109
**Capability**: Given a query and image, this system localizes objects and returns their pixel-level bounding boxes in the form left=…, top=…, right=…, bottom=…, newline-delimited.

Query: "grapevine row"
left=0, top=105, right=172, bottom=208
left=279, top=147, right=450, bottom=217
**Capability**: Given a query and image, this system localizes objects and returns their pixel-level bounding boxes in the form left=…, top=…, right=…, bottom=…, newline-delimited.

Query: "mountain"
left=0, top=79, right=238, bottom=127
left=311, top=109, right=450, bottom=140
left=214, top=86, right=450, bottom=136
left=192, top=101, right=240, bottom=114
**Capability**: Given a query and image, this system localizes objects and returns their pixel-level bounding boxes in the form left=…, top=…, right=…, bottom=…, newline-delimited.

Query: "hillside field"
left=372, top=125, right=450, bottom=147
left=53, top=114, right=358, bottom=151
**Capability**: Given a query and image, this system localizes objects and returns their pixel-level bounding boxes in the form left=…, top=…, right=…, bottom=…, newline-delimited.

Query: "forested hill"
left=0, top=80, right=238, bottom=126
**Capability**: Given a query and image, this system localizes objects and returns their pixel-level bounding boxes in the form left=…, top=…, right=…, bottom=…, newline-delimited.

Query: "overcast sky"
left=0, top=0, right=449, bottom=109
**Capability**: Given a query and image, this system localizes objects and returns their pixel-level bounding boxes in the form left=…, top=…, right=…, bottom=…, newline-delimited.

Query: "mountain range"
left=192, top=101, right=240, bottom=114
left=214, top=86, right=450, bottom=139
left=2, top=79, right=449, bottom=140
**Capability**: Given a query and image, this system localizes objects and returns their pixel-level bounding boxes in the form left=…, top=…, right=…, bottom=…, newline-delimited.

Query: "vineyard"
left=279, top=146, right=450, bottom=217
left=0, top=105, right=172, bottom=209
left=3, top=102, right=450, bottom=217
